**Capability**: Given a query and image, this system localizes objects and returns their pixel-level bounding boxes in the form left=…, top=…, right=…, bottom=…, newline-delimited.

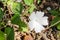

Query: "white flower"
left=47, top=7, right=51, bottom=10
left=28, top=11, right=48, bottom=33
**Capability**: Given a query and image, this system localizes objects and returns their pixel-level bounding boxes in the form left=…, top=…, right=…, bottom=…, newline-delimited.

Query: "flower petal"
left=28, top=20, right=45, bottom=33
left=36, top=11, right=44, bottom=18
left=28, top=20, right=35, bottom=30
left=39, top=16, right=48, bottom=25
left=35, top=24, right=45, bottom=33
left=29, top=12, right=37, bottom=20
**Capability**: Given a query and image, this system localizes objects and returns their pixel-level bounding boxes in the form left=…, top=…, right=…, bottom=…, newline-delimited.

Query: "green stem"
left=46, top=21, right=60, bottom=30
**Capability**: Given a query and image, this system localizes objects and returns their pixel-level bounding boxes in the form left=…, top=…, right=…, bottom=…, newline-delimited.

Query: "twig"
left=46, top=20, right=60, bottom=31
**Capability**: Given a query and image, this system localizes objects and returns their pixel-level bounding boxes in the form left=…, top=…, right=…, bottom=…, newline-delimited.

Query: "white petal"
left=29, top=12, right=37, bottom=20
left=28, top=21, right=35, bottom=30
left=47, top=7, right=51, bottom=10
left=39, top=16, right=48, bottom=25
left=36, top=11, right=44, bottom=18
left=35, top=25, right=45, bottom=33
left=28, top=20, right=45, bottom=33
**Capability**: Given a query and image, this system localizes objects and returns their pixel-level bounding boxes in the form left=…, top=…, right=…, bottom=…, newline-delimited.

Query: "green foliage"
left=11, top=14, right=27, bottom=31
left=51, top=16, right=60, bottom=30
left=0, top=22, right=5, bottom=27
left=49, top=10, right=59, bottom=16
left=0, top=8, right=4, bottom=21
left=7, top=1, right=23, bottom=14
left=11, top=14, right=27, bottom=27
left=5, top=27, right=14, bottom=40
left=21, top=27, right=28, bottom=32
left=51, top=16, right=60, bottom=25
left=11, top=2, right=23, bottom=14
left=50, top=9, right=60, bottom=30
left=0, top=31, right=5, bottom=40
left=38, top=0, right=41, bottom=4
left=11, top=14, right=20, bottom=25
left=24, top=0, right=33, bottom=5
left=24, top=0, right=36, bottom=13
left=0, top=0, right=8, bottom=2
left=57, top=23, right=60, bottom=30
left=28, top=4, right=35, bottom=13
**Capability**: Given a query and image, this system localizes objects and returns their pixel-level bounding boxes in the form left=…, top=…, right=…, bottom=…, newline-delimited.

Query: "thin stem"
left=44, top=20, right=60, bottom=32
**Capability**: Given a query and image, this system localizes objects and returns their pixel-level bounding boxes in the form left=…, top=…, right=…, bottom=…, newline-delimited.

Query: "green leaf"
left=38, top=0, right=41, bottom=4
left=57, top=23, right=60, bottom=30
left=24, top=0, right=33, bottom=5
left=11, top=14, right=20, bottom=25
left=51, top=16, right=60, bottom=25
left=0, top=31, right=5, bottom=40
left=28, top=4, right=35, bottom=13
left=11, top=14, right=27, bottom=27
left=0, top=8, right=4, bottom=21
left=7, top=1, right=23, bottom=14
left=11, top=14, right=27, bottom=31
left=12, top=2, right=23, bottom=14
left=19, top=20, right=27, bottom=30
left=21, top=27, right=28, bottom=32
left=0, top=0, right=8, bottom=2
left=5, top=27, right=14, bottom=40
left=0, top=22, right=5, bottom=27
left=49, top=10, right=59, bottom=16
